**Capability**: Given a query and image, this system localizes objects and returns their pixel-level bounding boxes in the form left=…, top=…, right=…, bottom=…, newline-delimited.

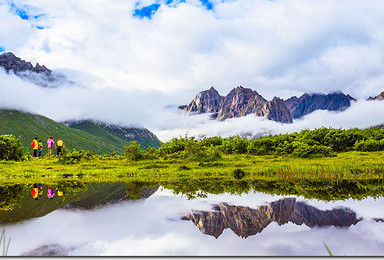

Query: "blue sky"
left=133, top=0, right=213, bottom=18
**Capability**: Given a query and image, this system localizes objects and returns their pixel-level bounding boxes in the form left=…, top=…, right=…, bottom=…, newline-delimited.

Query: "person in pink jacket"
left=47, top=137, right=55, bottom=156
left=47, top=186, right=55, bottom=199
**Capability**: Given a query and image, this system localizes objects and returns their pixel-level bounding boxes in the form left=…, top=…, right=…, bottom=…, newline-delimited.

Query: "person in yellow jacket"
left=56, top=138, right=64, bottom=155
left=31, top=137, right=39, bottom=158
left=30, top=183, right=39, bottom=200
left=38, top=140, right=43, bottom=157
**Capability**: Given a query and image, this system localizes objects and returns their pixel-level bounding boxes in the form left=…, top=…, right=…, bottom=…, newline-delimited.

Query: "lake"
left=1, top=181, right=384, bottom=256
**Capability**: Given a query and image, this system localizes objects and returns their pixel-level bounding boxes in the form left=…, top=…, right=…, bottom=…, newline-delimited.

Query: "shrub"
left=292, top=142, right=334, bottom=158
left=0, top=135, right=24, bottom=161
left=58, top=148, right=94, bottom=164
left=354, top=139, right=384, bottom=152
left=124, top=141, right=144, bottom=161
left=233, top=168, right=246, bottom=179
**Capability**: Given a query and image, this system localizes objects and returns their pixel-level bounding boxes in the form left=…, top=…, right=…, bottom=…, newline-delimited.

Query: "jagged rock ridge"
left=182, top=198, right=362, bottom=239
left=284, top=92, right=356, bottom=119
left=0, top=52, right=70, bottom=88
left=182, top=86, right=293, bottom=123
left=368, top=91, right=384, bottom=101
left=181, top=87, right=360, bottom=123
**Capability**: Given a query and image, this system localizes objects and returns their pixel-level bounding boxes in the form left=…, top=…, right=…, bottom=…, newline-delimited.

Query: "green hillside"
left=64, top=120, right=161, bottom=150
left=0, top=109, right=161, bottom=155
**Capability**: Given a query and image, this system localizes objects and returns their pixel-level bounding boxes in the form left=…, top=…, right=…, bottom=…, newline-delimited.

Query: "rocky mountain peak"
left=0, top=52, right=69, bottom=88
left=368, top=91, right=384, bottom=101
left=216, top=86, right=268, bottom=121
left=284, top=91, right=356, bottom=119
left=262, top=97, right=293, bottom=123
left=181, top=86, right=292, bottom=123
left=0, top=52, right=52, bottom=75
left=182, top=86, right=224, bottom=115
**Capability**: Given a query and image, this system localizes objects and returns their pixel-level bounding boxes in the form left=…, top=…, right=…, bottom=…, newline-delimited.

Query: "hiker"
left=31, top=137, right=39, bottom=158
left=57, top=189, right=64, bottom=198
left=37, top=183, right=43, bottom=197
left=30, top=183, right=39, bottom=200
left=47, top=137, right=55, bottom=156
left=47, top=186, right=55, bottom=199
left=56, top=138, right=64, bottom=155
left=38, top=140, right=43, bottom=157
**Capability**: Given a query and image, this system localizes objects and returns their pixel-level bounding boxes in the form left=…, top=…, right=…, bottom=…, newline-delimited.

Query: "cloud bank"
left=2, top=0, right=384, bottom=141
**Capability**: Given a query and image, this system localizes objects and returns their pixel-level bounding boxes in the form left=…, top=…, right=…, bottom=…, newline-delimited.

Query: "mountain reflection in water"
left=1, top=182, right=384, bottom=256
left=182, top=198, right=381, bottom=239
left=0, top=182, right=159, bottom=224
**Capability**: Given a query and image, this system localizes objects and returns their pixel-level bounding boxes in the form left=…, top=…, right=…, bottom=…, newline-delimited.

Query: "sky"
left=4, top=189, right=384, bottom=256
left=1, top=0, right=384, bottom=141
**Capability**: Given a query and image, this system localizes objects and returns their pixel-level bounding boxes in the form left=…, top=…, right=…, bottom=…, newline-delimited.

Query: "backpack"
left=31, top=141, right=35, bottom=148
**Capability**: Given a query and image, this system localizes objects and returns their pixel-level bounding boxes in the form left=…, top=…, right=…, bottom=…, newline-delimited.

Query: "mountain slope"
left=63, top=120, right=161, bottom=150
left=0, top=109, right=161, bottom=154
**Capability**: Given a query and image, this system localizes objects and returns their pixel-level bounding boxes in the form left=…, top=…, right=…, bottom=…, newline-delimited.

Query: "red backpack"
left=31, top=141, right=35, bottom=148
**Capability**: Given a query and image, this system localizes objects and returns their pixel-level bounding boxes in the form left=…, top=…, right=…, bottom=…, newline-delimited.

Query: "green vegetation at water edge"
left=1, top=150, right=384, bottom=201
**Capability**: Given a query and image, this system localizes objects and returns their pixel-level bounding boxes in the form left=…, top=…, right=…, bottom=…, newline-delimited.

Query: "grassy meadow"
left=2, top=151, right=384, bottom=181
left=2, top=127, right=384, bottom=201
left=1, top=151, right=384, bottom=201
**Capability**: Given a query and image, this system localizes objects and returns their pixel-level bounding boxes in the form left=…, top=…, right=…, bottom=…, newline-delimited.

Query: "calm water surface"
left=1, top=182, right=384, bottom=256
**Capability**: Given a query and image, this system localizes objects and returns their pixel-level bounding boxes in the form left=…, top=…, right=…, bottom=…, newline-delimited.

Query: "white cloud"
left=2, top=0, right=384, bottom=140
left=2, top=0, right=383, bottom=98
left=150, top=99, right=384, bottom=141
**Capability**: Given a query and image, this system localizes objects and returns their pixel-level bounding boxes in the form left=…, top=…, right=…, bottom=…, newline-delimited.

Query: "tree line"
left=2, top=126, right=384, bottom=161
left=153, top=126, right=384, bottom=159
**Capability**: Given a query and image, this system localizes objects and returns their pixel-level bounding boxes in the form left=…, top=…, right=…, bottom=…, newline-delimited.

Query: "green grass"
left=0, top=229, right=10, bottom=256
left=1, top=151, right=384, bottom=201
left=2, top=151, right=384, bottom=182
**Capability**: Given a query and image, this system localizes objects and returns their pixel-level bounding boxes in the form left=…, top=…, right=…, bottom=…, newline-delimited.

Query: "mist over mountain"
left=0, top=52, right=71, bottom=88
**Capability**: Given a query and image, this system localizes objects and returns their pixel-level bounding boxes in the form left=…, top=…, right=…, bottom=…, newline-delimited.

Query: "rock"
left=216, top=86, right=267, bottom=121
left=182, top=86, right=292, bottom=123
left=183, top=86, right=224, bottom=114
left=284, top=92, right=356, bottom=119
left=261, top=97, right=293, bottom=123
left=0, top=52, right=69, bottom=88
left=368, top=91, right=384, bottom=101
left=0, top=52, right=51, bottom=75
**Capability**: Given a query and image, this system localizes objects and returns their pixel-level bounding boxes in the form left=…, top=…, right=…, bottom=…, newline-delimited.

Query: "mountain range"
left=181, top=86, right=383, bottom=123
